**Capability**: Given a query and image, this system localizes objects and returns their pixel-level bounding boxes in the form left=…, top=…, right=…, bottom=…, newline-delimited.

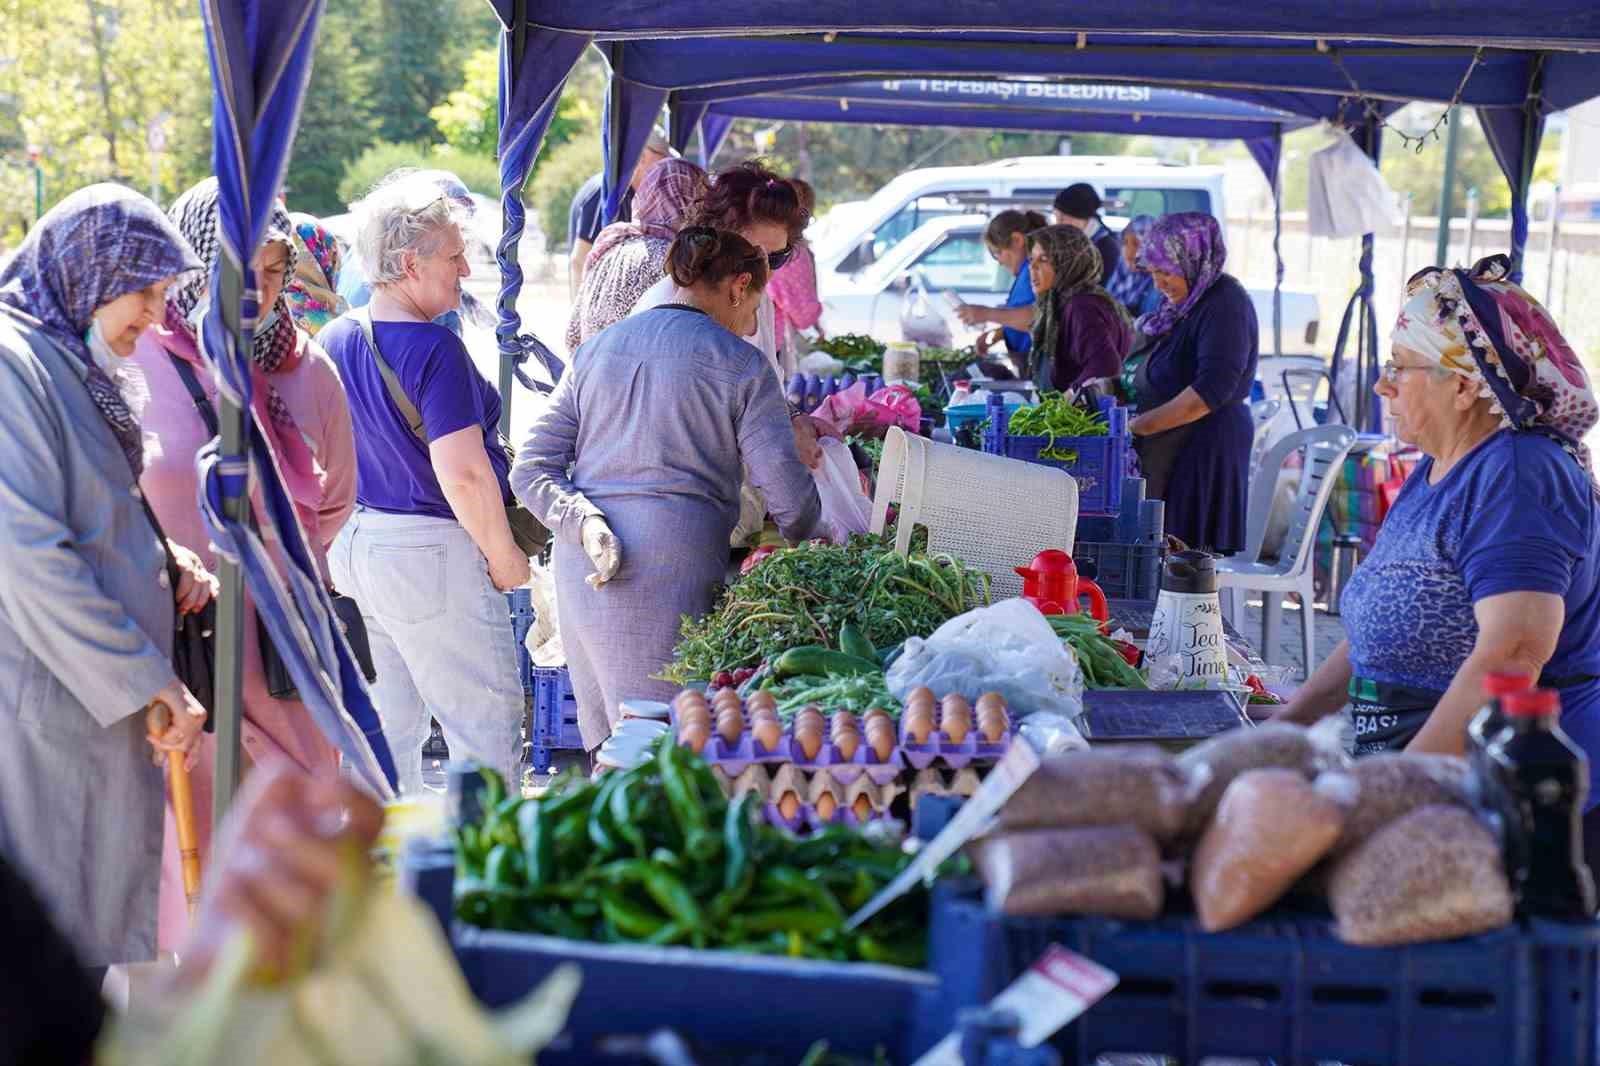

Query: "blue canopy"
left=198, top=0, right=397, bottom=811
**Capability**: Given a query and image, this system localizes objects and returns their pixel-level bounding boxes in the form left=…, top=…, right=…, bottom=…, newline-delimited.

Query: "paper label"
left=911, top=945, right=1119, bottom=1065
left=845, top=738, right=1041, bottom=930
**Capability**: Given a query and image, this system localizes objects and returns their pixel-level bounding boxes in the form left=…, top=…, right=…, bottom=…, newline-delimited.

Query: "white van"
left=814, top=157, right=1320, bottom=353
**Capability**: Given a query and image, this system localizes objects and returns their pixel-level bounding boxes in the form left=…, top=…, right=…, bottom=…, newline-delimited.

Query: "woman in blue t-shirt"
left=1278, top=256, right=1600, bottom=791
left=955, top=210, right=1047, bottom=362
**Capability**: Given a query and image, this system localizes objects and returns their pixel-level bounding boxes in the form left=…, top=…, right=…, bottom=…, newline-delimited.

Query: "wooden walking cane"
left=168, top=755, right=203, bottom=919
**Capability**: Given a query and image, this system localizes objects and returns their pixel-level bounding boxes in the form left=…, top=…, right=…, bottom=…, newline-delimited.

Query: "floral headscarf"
left=587, top=158, right=707, bottom=270
left=1135, top=212, right=1227, bottom=337
left=167, top=178, right=300, bottom=374
left=1027, top=224, right=1130, bottom=377
left=284, top=212, right=345, bottom=336
left=1392, top=254, right=1599, bottom=480
left=0, top=183, right=200, bottom=475
left=1106, top=214, right=1158, bottom=311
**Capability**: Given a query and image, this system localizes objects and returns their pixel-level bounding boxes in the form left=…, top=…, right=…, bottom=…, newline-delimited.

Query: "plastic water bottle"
left=1485, top=687, right=1597, bottom=919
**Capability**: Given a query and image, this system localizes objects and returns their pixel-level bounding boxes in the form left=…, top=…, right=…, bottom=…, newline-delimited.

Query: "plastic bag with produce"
left=973, top=826, right=1164, bottom=919
left=997, top=746, right=1195, bottom=844
left=1190, top=768, right=1355, bottom=931
left=886, top=598, right=1085, bottom=722
left=1333, top=753, right=1474, bottom=855
left=1175, top=719, right=1347, bottom=839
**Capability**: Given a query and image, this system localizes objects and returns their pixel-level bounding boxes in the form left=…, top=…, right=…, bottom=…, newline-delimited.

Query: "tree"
left=341, top=0, right=500, bottom=147
left=285, top=7, right=381, bottom=215
left=430, top=47, right=499, bottom=159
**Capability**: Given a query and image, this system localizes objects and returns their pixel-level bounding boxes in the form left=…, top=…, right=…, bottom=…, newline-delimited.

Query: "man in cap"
left=567, top=128, right=672, bottom=296
left=1052, top=182, right=1122, bottom=286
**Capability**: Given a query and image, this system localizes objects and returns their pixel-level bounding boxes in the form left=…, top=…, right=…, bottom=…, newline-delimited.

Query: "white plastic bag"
left=797, top=351, right=845, bottom=376
left=812, top=437, right=872, bottom=543
left=886, top=598, right=1085, bottom=720
left=1307, top=130, right=1398, bottom=238
left=899, top=275, right=952, bottom=348
left=525, top=561, right=566, bottom=668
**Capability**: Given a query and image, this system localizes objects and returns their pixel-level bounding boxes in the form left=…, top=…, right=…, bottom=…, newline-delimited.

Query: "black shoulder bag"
left=352, top=309, right=550, bottom=558
left=137, top=494, right=216, bottom=730
left=166, top=353, right=377, bottom=700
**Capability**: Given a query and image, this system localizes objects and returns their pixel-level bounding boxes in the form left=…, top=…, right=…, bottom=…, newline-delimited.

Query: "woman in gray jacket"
left=0, top=184, right=214, bottom=967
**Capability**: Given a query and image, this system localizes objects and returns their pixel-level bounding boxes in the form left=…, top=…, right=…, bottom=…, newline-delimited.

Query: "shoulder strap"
left=167, top=352, right=220, bottom=438
left=354, top=307, right=427, bottom=445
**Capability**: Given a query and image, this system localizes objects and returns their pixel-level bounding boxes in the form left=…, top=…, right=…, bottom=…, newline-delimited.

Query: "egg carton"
left=896, top=713, right=1013, bottom=770
left=737, top=765, right=903, bottom=834
left=907, top=767, right=983, bottom=810
left=671, top=695, right=900, bottom=784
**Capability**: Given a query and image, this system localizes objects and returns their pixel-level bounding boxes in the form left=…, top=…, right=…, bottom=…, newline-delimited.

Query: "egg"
left=941, top=694, right=972, bottom=722
left=865, top=720, right=895, bottom=761
left=794, top=723, right=824, bottom=760
left=942, top=715, right=970, bottom=745
left=679, top=722, right=710, bottom=753
left=746, top=691, right=778, bottom=714
left=829, top=712, right=857, bottom=738
left=978, top=714, right=1007, bottom=744
left=816, top=792, right=838, bottom=820
left=909, top=686, right=936, bottom=706
left=852, top=793, right=875, bottom=821
left=752, top=717, right=782, bottom=752
left=717, top=711, right=744, bottom=745
left=976, top=692, right=1006, bottom=717
left=778, top=792, right=802, bottom=821
left=674, top=689, right=707, bottom=709
left=903, top=710, right=934, bottom=745
left=863, top=708, right=893, bottom=729
left=835, top=728, right=861, bottom=761
left=679, top=708, right=711, bottom=731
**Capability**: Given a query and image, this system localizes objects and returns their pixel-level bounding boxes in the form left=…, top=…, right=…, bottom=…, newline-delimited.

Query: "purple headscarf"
left=1135, top=212, right=1228, bottom=338
left=0, top=183, right=200, bottom=474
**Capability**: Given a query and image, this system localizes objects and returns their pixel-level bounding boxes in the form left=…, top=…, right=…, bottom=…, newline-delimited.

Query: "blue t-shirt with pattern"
left=1341, top=430, right=1600, bottom=801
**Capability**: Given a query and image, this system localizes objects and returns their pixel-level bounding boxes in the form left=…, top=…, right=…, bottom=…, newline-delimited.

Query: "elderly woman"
left=955, top=209, right=1047, bottom=359
left=319, top=176, right=529, bottom=796
left=0, top=184, right=212, bottom=968
left=1279, top=257, right=1600, bottom=773
left=1025, top=225, right=1133, bottom=394
left=1125, top=213, right=1258, bottom=553
left=565, top=157, right=706, bottom=350
left=284, top=211, right=348, bottom=336
left=130, top=179, right=356, bottom=948
left=515, top=227, right=823, bottom=750
left=1107, top=214, right=1163, bottom=319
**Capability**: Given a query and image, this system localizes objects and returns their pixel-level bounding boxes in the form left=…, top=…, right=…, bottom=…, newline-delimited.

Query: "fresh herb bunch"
left=455, top=746, right=931, bottom=966
left=813, top=334, right=887, bottom=369
left=662, top=533, right=989, bottom=686
left=768, top=672, right=899, bottom=722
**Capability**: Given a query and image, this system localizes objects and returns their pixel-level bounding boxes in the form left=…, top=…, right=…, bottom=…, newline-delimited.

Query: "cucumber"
left=838, top=624, right=876, bottom=662
left=773, top=646, right=883, bottom=680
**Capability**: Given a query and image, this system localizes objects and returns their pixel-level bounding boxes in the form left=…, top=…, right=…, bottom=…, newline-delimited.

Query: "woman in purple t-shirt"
left=321, top=174, right=529, bottom=796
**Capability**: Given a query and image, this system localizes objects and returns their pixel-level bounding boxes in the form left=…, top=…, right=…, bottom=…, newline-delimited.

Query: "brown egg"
left=746, top=691, right=778, bottom=714
left=863, top=708, right=893, bottom=730
left=815, top=792, right=838, bottom=820
left=942, top=714, right=970, bottom=745
left=679, top=707, right=712, bottom=731
left=749, top=706, right=781, bottom=726
left=976, top=692, right=1006, bottom=717
left=852, top=792, right=875, bottom=821
left=675, top=689, right=707, bottom=710
left=909, top=686, right=936, bottom=706
left=752, top=717, right=782, bottom=752
left=830, top=712, right=857, bottom=738
left=864, top=720, right=895, bottom=761
left=835, top=728, right=861, bottom=761
left=794, top=723, right=824, bottom=760
left=717, top=710, right=744, bottom=745
left=679, top=722, right=710, bottom=753
left=794, top=708, right=825, bottom=732
left=978, top=714, right=1007, bottom=744
left=778, top=792, right=802, bottom=821
left=903, top=710, right=934, bottom=745
left=941, top=694, right=972, bottom=722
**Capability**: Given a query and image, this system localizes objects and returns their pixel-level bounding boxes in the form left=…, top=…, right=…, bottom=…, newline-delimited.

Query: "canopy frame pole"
left=1434, top=106, right=1462, bottom=268
left=496, top=0, right=529, bottom=437
left=1399, top=192, right=1413, bottom=286
left=1272, top=127, right=1284, bottom=357
left=211, top=259, right=249, bottom=823
left=603, top=44, right=626, bottom=226
left=1511, top=54, right=1548, bottom=281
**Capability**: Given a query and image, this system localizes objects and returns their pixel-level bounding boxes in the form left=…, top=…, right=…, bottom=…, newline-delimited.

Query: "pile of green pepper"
left=1050, top=613, right=1149, bottom=690
left=999, top=393, right=1108, bottom=462
left=454, top=739, right=930, bottom=967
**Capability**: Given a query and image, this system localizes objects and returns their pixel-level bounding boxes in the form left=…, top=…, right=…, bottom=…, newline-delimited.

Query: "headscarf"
left=284, top=212, right=345, bottom=336
left=1106, top=214, right=1157, bottom=312
left=1027, top=224, right=1131, bottom=377
left=586, top=158, right=707, bottom=269
left=1135, top=212, right=1228, bottom=338
left=0, top=183, right=200, bottom=476
left=1392, top=254, right=1599, bottom=480
left=157, top=179, right=326, bottom=530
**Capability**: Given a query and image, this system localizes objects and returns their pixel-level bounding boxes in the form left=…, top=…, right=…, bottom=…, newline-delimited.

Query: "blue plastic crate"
left=529, top=666, right=584, bottom=772
left=984, top=396, right=1132, bottom=515
left=1073, top=540, right=1163, bottom=601
left=929, top=883, right=1600, bottom=1066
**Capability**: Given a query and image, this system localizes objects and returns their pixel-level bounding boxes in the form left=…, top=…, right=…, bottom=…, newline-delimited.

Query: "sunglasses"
left=767, top=244, right=796, bottom=272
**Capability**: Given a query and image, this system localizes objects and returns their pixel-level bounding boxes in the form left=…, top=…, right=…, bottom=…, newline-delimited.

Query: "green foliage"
left=430, top=47, right=500, bottom=159
left=284, top=10, right=380, bottom=215
left=336, top=142, right=500, bottom=208
left=527, top=127, right=603, bottom=250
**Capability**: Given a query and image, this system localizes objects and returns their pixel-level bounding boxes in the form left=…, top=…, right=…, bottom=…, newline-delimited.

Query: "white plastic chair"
left=1248, top=398, right=1282, bottom=486
left=872, top=428, right=1079, bottom=599
left=1216, top=424, right=1357, bottom=678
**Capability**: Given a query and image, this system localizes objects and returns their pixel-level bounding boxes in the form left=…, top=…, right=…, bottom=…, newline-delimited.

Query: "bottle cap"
left=1483, top=671, right=1535, bottom=698
left=1503, top=688, right=1561, bottom=719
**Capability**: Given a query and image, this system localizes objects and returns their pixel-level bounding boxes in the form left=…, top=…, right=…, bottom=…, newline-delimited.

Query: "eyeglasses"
left=767, top=244, right=796, bottom=272
left=1380, top=361, right=1436, bottom=385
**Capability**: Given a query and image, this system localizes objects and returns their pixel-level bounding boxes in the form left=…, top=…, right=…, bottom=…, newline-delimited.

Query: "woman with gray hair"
left=319, top=174, right=530, bottom=795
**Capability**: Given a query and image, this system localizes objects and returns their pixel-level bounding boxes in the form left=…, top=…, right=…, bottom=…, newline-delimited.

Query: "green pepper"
left=646, top=921, right=690, bottom=946
left=609, top=773, right=648, bottom=857
left=587, top=772, right=625, bottom=855
left=838, top=623, right=876, bottom=662
left=484, top=843, right=524, bottom=888
left=478, top=766, right=507, bottom=811
left=855, top=933, right=926, bottom=968
left=759, top=866, right=845, bottom=919
left=516, top=800, right=553, bottom=885
left=657, top=739, right=719, bottom=861
left=731, top=906, right=844, bottom=936
left=598, top=860, right=704, bottom=929
left=599, top=892, right=670, bottom=940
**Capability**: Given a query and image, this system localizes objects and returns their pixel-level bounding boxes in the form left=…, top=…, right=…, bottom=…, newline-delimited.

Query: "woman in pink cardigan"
left=767, top=178, right=825, bottom=364
left=129, top=180, right=357, bottom=951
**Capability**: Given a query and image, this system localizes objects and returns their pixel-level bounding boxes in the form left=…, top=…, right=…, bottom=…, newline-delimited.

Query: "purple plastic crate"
left=529, top=666, right=584, bottom=773
left=983, top=396, right=1131, bottom=515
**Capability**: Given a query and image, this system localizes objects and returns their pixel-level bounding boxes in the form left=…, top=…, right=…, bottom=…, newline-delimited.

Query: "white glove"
left=581, top=515, right=622, bottom=589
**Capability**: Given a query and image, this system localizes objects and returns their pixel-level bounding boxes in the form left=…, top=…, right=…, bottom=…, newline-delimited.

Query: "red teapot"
left=1015, top=550, right=1109, bottom=621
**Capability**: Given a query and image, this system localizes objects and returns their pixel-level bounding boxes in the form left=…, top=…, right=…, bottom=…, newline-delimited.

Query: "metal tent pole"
left=1546, top=184, right=1562, bottom=306
left=497, top=0, right=528, bottom=438
left=1434, top=107, right=1462, bottom=268
left=1399, top=192, right=1413, bottom=286
left=211, top=259, right=248, bottom=822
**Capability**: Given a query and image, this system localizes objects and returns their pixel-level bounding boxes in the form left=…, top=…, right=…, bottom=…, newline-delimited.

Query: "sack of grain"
left=998, top=747, right=1194, bottom=843
left=973, top=826, right=1164, bottom=919
left=1329, top=804, right=1513, bottom=946
left=1190, top=769, right=1354, bottom=931
left=1176, top=721, right=1346, bottom=839
left=1335, top=753, right=1473, bottom=854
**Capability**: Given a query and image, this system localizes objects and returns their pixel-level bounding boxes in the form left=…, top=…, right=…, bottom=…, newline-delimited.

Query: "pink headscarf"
left=586, top=158, right=707, bottom=268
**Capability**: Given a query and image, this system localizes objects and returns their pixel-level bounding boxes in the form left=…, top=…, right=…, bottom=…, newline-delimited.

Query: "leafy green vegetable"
left=767, top=671, right=898, bottom=721
left=1049, top=613, right=1149, bottom=689
left=1000, top=392, right=1108, bottom=461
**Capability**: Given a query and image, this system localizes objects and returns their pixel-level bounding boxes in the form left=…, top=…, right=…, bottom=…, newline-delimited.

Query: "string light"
left=1327, top=46, right=1484, bottom=154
